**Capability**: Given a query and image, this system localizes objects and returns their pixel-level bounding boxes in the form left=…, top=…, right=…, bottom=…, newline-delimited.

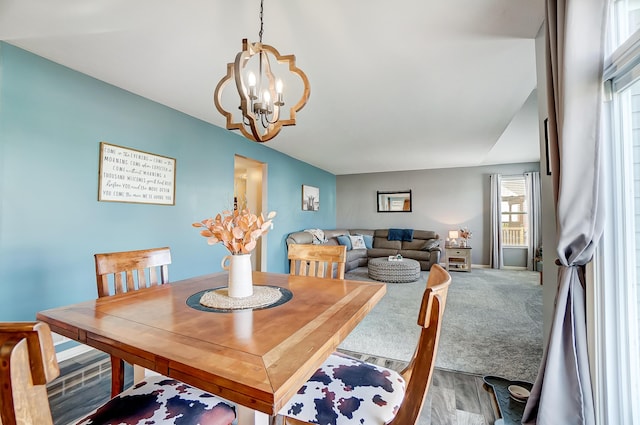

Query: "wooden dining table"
left=36, top=271, right=386, bottom=424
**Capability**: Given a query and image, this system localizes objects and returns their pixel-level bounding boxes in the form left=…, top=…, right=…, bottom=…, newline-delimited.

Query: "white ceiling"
left=0, top=0, right=545, bottom=175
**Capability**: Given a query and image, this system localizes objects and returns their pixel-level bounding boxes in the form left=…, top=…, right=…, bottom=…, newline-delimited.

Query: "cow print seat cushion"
left=76, top=375, right=236, bottom=425
left=280, top=352, right=406, bottom=425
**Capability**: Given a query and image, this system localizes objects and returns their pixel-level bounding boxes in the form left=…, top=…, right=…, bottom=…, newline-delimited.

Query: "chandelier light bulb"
left=275, top=79, right=284, bottom=105
left=248, top=72, right=257, bottom=98
left=263, top=90, right=272, bottom=113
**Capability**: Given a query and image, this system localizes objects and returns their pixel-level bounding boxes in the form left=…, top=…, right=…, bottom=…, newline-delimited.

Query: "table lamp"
left=448, top=230, right=459, bottom=247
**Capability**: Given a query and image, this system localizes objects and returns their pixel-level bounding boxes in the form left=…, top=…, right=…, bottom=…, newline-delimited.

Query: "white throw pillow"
left=349, top=234, right=367, bottom=250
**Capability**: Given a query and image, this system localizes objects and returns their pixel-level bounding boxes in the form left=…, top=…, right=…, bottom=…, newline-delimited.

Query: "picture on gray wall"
left=377, top=190, right=412, bottom=212
left=302, top=185, right=319, bottom=211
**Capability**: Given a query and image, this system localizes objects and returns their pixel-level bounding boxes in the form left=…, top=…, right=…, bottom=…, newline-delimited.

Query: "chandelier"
left=214, top=0, right=310, bottom=143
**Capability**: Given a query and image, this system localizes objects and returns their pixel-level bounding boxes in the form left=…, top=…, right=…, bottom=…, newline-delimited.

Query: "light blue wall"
left=0, top=42, right=335, bottom=321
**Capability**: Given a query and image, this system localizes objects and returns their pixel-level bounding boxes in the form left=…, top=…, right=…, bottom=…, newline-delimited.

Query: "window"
left=597, top=2, right=640, bottom=422
left=609, top=0, right=640, bottom=51
left=500, top=176, right=528, bottom=247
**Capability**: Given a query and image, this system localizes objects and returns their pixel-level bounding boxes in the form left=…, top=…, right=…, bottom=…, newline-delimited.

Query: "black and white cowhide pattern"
left=76, top=375, right=236, bottom=425
left=280, top=352, right=406, bottom=425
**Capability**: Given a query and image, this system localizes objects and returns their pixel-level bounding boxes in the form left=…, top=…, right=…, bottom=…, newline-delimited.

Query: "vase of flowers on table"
left=192, top=208, right=276, bottom=298
left=459, top=227, right=472, bottom=247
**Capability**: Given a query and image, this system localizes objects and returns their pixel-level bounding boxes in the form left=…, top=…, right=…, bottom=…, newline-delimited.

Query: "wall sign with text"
left=98, top=142, right=176, bottom=205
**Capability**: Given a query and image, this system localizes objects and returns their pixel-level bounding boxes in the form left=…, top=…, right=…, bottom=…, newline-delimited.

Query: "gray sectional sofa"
left=286, top=228, right=441, bottom=272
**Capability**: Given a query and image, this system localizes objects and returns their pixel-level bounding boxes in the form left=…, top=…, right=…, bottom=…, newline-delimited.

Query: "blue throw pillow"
left=361, top=234, right=373, bottom=249
left=336, top=235, right=352, bottom=250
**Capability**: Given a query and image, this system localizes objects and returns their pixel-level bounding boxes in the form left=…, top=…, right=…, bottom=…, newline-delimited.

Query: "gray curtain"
left=489, top=173, right=503, bottom=269
left=525, top=171, right=542, bottom=271
left=522, top=1, right=608, bottom=424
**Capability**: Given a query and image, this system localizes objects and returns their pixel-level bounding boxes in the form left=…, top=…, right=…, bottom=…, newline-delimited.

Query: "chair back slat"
left=94, top=247, right=172, bottom=297
left=288, top=244, right=347, bottom=279
left=390, top=264, right=451, bottom=425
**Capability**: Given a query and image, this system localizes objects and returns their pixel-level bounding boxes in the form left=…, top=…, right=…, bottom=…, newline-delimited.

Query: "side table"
left=444, top=247, right=472, bottom=272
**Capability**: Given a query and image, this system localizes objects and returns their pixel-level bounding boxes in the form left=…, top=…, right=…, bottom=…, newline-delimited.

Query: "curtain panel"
left=522, top=1, right=609, bottom=424
left=489, top=173, right=503, bottom=269
left=526, top=171, right=542, bottom=271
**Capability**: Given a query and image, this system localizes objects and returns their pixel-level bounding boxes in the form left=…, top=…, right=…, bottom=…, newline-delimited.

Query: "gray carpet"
left=339, top=266, right=543, bottom=382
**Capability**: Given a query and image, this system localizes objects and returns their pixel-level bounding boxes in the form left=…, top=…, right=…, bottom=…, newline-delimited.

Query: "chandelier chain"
left=258, top=0, right=264, bottom=43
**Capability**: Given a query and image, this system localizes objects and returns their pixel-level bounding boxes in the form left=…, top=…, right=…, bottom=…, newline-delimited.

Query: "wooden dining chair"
left=288, top=244, right=347, bottom=279
left=94, top=246, right=172, bottom=298
left=0, top=322, right=236, bottom=425
left=279, top=264, right=452, bottom=425
left=94, top=246, right=172, bottom=395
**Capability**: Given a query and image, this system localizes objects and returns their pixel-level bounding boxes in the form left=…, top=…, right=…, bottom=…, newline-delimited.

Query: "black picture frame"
left=302, top=185, right=319, bottom=211
left=377, top=190, right=412, bottom=213
left=544, top=118, right=552, bottom=176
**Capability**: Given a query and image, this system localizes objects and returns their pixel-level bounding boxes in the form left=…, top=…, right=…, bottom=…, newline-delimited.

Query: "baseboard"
left=438, top=263, right=530, bottom=270
left=47, top=348, right=111, bottom=399
left=56, top=343, right=94, bottom=363
left=439, top=262, right=490, bottom=269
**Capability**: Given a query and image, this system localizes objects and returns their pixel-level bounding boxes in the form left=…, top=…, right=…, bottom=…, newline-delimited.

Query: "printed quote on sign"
left=98, top=142, right=176, bottom=205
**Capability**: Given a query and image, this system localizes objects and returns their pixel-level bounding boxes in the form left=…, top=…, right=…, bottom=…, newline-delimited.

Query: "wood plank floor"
left=48, top=349, right=500, bottom=425
left=340, top=349, right=498, bottom=425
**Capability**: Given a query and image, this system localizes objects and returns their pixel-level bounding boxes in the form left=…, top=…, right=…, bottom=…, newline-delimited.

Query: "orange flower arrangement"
left=192, top=208, right=276, bottom=254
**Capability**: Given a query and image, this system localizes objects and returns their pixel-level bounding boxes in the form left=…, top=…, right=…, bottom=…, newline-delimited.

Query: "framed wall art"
left=377, top=190, right=412, bottom=212
left=98, top=142, right=176, bottom=205
left=302, top=185, right=319, bottom=211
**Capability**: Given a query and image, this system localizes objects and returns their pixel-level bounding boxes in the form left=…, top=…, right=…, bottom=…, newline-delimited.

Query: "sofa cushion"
left=367, top=247, right=400, bottom=258
left=347, top=249, right=368, bottom=263
left=374, top=236, right=402, bottom=250
left=412, top=230, right=439, bottom=240
left=286, top=231, right=314, bottom=245
left=349, top=229, right=374, bottom=237
left=399, top=249, right=434, bottom=261
left=402, top=239, right=429, bottom=250
left=324, top=229, right=351, bottom=239
left=349, top=234, right=367, bottom=249
left=337, top=235, right=352, bottom=250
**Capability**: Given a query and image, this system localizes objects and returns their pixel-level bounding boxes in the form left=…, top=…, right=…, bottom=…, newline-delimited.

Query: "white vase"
left=221, top=254, right=254, bottom=298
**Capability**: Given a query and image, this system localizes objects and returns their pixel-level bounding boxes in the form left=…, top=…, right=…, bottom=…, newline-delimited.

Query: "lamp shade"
left=448, top=230, right=459, bottom=239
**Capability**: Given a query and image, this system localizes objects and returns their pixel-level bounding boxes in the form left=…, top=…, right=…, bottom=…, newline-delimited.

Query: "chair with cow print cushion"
left=279, top=264, right=451, bottom=425
left=0, top=321, right=236, bottom=425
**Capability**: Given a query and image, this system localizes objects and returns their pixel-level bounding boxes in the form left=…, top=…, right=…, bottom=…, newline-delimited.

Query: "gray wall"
left=336, top=162, right=540, bottom=266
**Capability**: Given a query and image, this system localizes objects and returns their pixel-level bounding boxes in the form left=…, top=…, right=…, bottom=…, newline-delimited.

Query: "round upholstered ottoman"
left=367, top=257, right=421, bottom=283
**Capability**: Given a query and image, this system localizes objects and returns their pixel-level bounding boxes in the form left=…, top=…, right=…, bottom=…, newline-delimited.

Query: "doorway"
left=234, top=155, right=267, bottom=271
